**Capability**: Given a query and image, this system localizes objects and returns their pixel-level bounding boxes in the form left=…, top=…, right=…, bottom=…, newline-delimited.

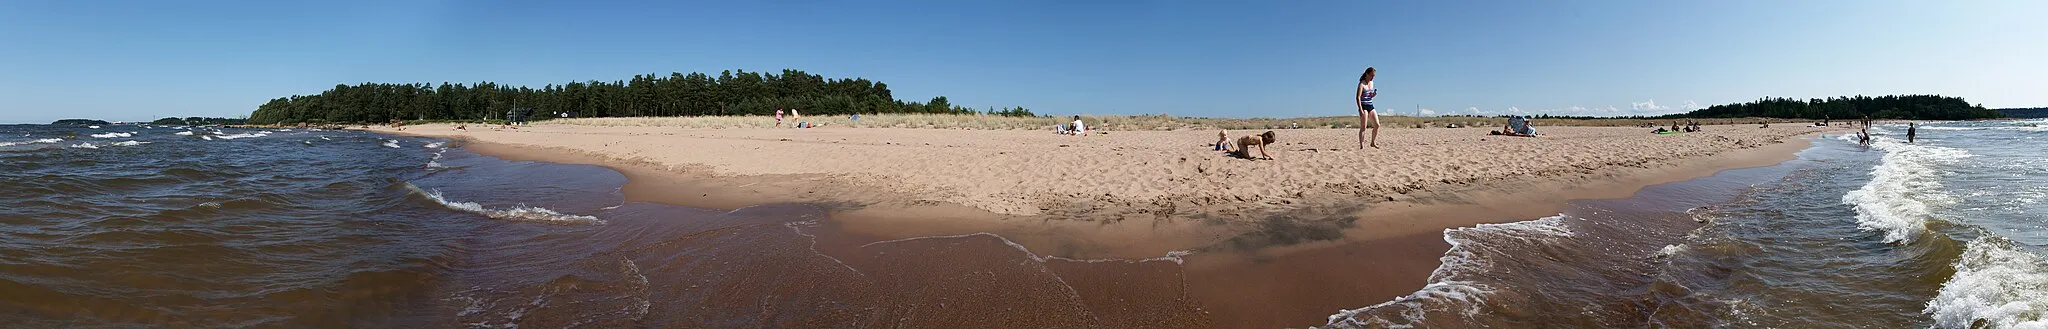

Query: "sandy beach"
left=368, top=122, right=1840, bottom=327
left=371, top=123, right=1828, bottom=221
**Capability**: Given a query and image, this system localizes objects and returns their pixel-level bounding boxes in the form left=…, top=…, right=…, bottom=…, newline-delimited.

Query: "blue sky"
left=2, top=1, right=2044, bottom=123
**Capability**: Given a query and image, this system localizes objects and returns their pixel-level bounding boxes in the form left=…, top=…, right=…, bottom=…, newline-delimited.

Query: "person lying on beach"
left=1488, top=115, right=1537, bottom=137
left=1235, top=131, right=1277, bottom=160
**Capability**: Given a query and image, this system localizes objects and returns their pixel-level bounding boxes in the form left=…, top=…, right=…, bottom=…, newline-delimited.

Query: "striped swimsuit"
left=1359, top=82, right=1378, bottom=111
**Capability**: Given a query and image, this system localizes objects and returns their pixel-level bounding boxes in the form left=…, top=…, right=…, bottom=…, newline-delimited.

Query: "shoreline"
left=367, top=124, right=1834, bottom=327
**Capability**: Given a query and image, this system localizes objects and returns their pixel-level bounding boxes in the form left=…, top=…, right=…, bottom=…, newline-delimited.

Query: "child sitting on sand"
left=1235, top=131, right=1277, bottom=160
left=1214, top=130, right=1232, bottom=151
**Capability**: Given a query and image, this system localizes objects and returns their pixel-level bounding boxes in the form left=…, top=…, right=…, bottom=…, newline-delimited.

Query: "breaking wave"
left=1322, top=215, right=1575, bottom=328
left=1840, top=135, right=1969, bottom=244
left=0, top=138, right=64, bottom=147
left=214, top=132, right=270, bottom=140
left=403, top=183, right=604, bottom=225
left=1925, top=236, right=2048, bottom=328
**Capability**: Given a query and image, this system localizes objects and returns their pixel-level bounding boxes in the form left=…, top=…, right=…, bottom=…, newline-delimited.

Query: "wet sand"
left=371, top=123, right=1835, bottom=327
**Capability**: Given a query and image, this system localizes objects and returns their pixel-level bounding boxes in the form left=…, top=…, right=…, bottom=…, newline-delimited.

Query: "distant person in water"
left=1907, top=123, right=1917, bottom=143
left=1355, top=67, right=1380, bottom=149
left=1858, top=127, right=1871, bottom=145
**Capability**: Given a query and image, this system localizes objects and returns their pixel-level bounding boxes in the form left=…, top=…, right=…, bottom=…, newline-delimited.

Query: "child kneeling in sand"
left=1235, top=131, right=1277, bottom=160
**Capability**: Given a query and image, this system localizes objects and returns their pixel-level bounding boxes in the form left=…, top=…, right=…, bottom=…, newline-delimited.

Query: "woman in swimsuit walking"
left=1355, top=67, right=1380, bottom=149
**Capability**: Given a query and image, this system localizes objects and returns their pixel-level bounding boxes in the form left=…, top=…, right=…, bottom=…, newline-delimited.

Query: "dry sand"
left=368, top=122, right=1843, bottom=327
left=372, top=123, right=1827, bottom=220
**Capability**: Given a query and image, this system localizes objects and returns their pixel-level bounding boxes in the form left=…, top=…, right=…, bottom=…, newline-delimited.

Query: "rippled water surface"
left=1325, top=120, right=2047, bottom=328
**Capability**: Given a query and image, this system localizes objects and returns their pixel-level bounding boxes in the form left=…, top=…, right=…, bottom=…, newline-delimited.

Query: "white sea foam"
left=1841, top=136, right=1969, bottom=244
left=69, top=142, right=98, bottom=149
left=319, top=136, right=332, bottom=141
left=214, top=132, right=270, bottom=140
left=425, top=142, right=445, bottom=148
left=383, top=140, right=401, bottom=148
left=87, top=125, right=100, bottom=129
left=110, top=141, right=149, bottom=146
left=202, top=135, right=214, bottom=140
left=405, top=183, right=604, bottom=225
left=174, top=131, right=194, bottom=136
left=1922, top=126, right=2048, bottom=132
left=1656, top=244, right=1688, bottom=257
left=1323, top=215, right=1574, bottom=328
left=0, top=138, right=64, bottom=147
left=89, top=132, right=132, bottom=138
left=1926, top=236, right=2048, bottom=329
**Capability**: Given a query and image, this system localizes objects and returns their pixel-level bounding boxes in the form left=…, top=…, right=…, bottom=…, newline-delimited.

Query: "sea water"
left=1326, top=120, right=2047, bottom=328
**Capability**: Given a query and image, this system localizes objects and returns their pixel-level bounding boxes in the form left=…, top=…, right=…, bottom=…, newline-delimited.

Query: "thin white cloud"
left=1682, top=100, right=1705, bottom=111
left=1418, top=108, right=1437, bottom=116
left=1467, top=107, right=1482, bottom=114
left=1631, top=99, right=1668, bottom=111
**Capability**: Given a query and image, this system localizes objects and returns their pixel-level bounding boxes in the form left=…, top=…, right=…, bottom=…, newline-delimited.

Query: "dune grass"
left=539, top=114, right=1809, bottom=131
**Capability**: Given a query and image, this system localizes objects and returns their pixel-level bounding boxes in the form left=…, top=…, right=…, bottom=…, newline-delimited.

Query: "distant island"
left=1675, top=95, right=2004, bottom=120
left=51, top=119, right=110, bottom=125
left=152, top=117, right=247, bottom=125
left=1996, top=107, right=2048, bottom=119
left=245, top=69, right=1033, bottom=125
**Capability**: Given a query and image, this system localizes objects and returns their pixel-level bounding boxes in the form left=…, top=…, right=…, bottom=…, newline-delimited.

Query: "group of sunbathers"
left=1653, top=121, right=1703, bottom=134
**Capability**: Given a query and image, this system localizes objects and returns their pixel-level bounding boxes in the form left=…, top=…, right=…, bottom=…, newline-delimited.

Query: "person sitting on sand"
left=1070, top=116, right=1088, bottom=136
left=1235, top=131, right=1277, bottom=160
left=1490, top=115, right=1537, bottom=137
left=1214, top=130, right=1232, bottom=151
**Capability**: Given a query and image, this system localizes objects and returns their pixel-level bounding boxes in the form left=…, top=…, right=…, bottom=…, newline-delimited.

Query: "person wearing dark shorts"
left=1355, top=67, right=1380, bottom=149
